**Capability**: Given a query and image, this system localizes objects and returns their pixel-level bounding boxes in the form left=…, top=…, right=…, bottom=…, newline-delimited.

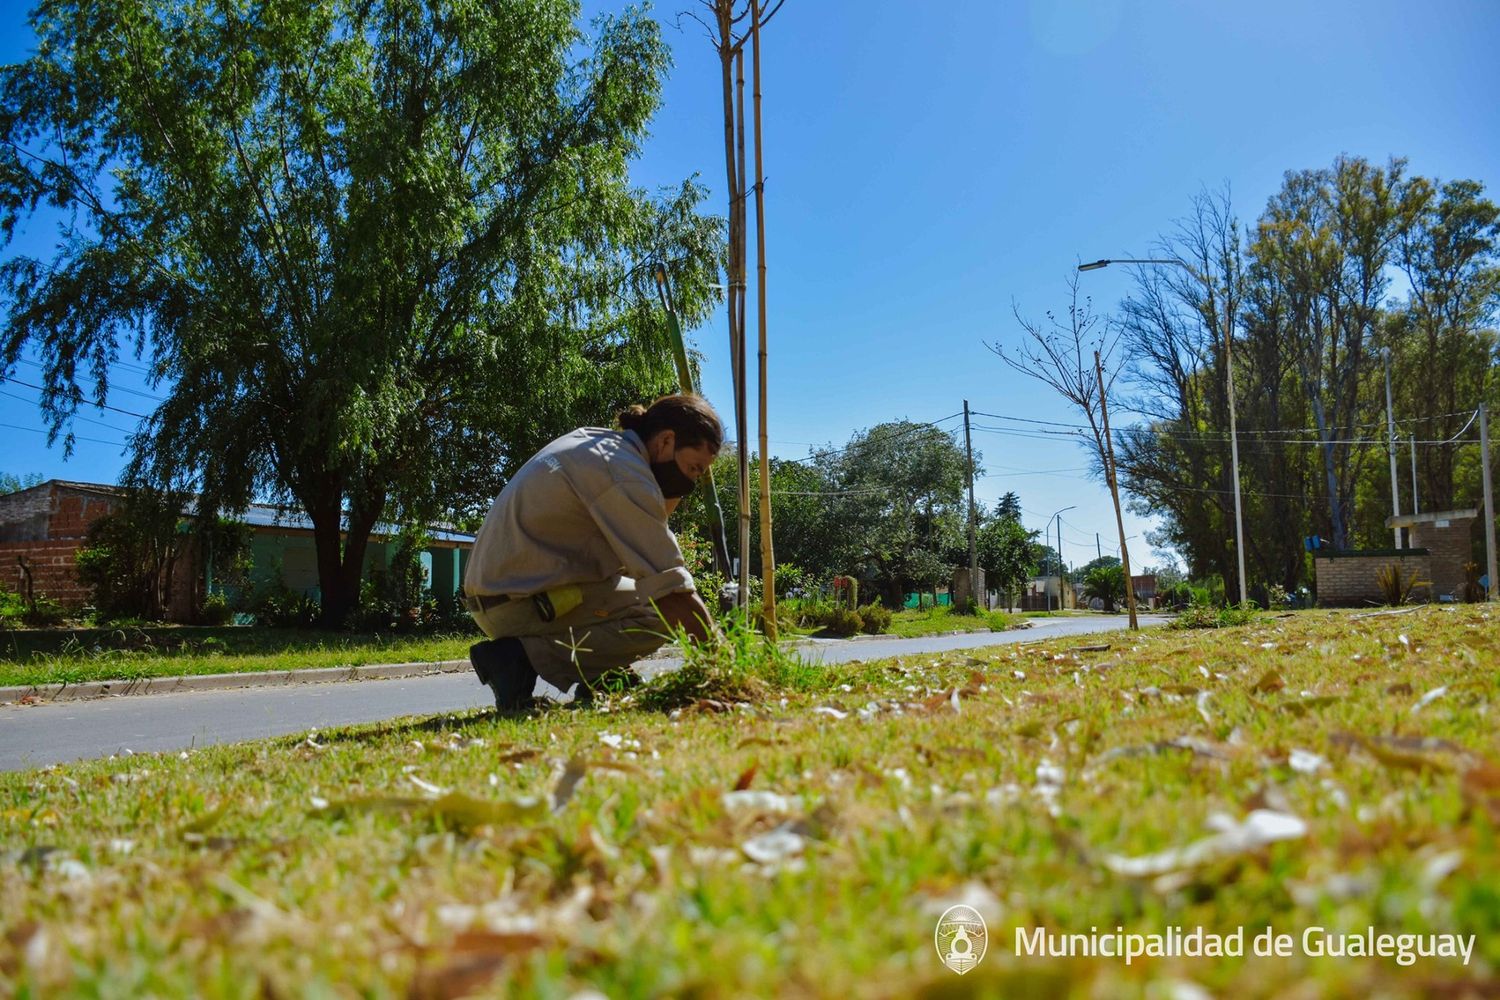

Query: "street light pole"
left=1381, top=347, right=1401, bottom=549
left=1078, top=257, right=1249, bottom=606
left=1047, top=505, right=1076, bottom=612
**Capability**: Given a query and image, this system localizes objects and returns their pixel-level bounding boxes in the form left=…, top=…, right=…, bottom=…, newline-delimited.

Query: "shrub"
left=0, top=583, right=67, bottom=629
left=856, top=601, right=892, bottom=634
left=1375, top=562, right=1430, bottom=606
left=823, top=606, right=864, bottom=636
left=250, top=573, right=320, bottom=627
left=201, top=591, right=233, bottom=626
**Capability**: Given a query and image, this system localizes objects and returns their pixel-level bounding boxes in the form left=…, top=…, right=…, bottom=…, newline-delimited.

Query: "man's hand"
left=654, top=590, right=717, bottom=643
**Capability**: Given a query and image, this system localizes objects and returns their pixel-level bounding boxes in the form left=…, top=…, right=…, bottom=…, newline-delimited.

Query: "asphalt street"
left=0, top=614, right=1166, bottom=771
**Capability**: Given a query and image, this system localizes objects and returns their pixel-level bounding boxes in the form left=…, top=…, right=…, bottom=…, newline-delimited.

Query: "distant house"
left=0, top=479, right=474, bottom=621
left=1019, top=574, right=1075, bottom=612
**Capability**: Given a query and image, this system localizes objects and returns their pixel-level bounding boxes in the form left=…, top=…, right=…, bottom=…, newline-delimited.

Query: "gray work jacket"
left=463, top=428, right=696, bottom=607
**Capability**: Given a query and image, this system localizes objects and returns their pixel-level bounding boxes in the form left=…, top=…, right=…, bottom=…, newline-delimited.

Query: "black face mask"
left=651, top=458, right=697, bottom=499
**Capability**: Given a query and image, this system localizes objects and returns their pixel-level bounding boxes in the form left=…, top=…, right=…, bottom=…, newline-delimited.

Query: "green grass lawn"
left=0, top=625, right=481, bottom=688
left=887, top=604, right=1024, bottom=638
left=2, top=606, right=1496, bottom=997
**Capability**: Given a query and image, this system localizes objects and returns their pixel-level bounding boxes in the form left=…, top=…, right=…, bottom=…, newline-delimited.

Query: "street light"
left=1078, top=256, right=1249, bottom=607
left=1047, top=504, right=1077, bottom=612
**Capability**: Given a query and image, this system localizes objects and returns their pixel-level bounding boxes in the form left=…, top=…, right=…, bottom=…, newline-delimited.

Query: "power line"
left=0, top=388, right=139, bottom=436
left=971, top=405, right=1482, bottom=442
left=1, top=420, right=128, bottom=448
left=13, top=358, right=166, bottom=403
left=787, top=411, right=963, bottom=465
left=0, top=378, right=150, bottom=419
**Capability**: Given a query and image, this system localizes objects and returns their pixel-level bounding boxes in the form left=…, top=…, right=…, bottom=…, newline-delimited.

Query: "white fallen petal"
left=742, top=825, right=806, bottom=865
left=1420, top=848, right=1464, bottom=889
left=1411, top=686, right=1448, bottom=713
left=721, top=790, right=797, bottom=815
left=917, top=880, right=1004, bottom=923
left=406, top=774, right=448, bottom=796
left=1288, top=749, right=1326, bottom=774
left=598, top=732, right=624, bottom=749
left=812, top=706, right=848, bottom=720
left=1035, top=761, right=1065, bottom=786
left=1103, top=809, right=1307, bottom=878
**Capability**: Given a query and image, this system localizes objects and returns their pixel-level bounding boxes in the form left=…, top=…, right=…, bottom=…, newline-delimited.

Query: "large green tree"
left=826, top=421, right=972, bottom=606
left=0, top=0, right=723, bottom=623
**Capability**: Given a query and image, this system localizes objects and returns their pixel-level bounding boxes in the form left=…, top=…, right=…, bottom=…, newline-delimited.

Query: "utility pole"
left=1382, top=347, right=1401, bottom=548
left=1096, top=533, right=1102, bottom=560
left=1096, top=349, right=1138, bottom=630
left=963, top=400, right=979, bottom=612
left=1481, top=402, right=1497, bottom=602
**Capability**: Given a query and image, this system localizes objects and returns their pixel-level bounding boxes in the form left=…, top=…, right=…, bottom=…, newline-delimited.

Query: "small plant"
left=1375, top=562, right=1430, bottom=606
left=823, top=606, right=864, bottom=637
left=1170, top=599, right=1258, bottom=630
left=856, top=600, right=891, bottom=634
left=1462, top=562, right=1486, bottom=603
left=200, top=591, right=233, bottom=626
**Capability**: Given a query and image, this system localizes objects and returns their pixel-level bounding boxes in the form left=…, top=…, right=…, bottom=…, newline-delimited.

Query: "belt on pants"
left=466, top=585, right=584, bottom=622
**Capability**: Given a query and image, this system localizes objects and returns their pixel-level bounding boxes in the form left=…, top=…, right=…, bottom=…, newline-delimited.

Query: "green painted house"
left=232, top=502, right=475, bottom=606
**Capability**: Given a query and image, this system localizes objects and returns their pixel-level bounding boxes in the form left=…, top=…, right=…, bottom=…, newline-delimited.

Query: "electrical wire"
left=1, top=420, right=128, bottom=448
left=0, top=378, right=150, bottom=420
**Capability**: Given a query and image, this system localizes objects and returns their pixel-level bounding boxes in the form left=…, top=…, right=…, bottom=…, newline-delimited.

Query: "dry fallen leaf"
left=1251, top=670, right=1286, bottom=694
left=1337, top=734, right=1454, bottom=775
left=408, top=930, right=548, bottom=1000
left=733, top=763, right=759, bottom=791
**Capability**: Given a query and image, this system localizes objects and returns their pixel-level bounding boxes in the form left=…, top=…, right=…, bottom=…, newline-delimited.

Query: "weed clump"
left=1169, top=602, right=1258, bottom=630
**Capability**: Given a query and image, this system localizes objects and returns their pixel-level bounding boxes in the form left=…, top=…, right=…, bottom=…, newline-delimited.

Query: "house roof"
left=1385, top=508, right=1478, bottom=529
left=238, top=503, right=475, bottom=544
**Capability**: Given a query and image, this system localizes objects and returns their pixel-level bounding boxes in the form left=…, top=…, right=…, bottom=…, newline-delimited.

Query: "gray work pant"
left=467, top=577, right=674, bottom=691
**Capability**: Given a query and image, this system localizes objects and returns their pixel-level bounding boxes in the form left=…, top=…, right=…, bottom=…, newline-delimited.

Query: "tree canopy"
left=0, top=0, right=724, bottom=623
left=1115, top=158, right=1499, bottom=601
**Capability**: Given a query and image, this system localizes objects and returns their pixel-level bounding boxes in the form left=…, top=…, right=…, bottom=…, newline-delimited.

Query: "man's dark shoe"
left=470, top=638, right=539, bottom=713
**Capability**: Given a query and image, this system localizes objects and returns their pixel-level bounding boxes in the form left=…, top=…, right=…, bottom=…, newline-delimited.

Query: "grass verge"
left=0, top=626, right=480, bottom=688
left=1, top=605, right=1496, bottom=997
left=887, top=605, right=1024, bottom=638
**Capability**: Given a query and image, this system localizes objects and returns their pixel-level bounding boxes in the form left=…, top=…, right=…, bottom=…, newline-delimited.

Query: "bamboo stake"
left=734, top=45, right=751, bottom=613
left=751, top=0, right=775, bottom=639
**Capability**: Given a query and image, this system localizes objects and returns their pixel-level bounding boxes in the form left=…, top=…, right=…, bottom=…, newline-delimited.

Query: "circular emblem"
left=934, top=904, right=988, bottom=975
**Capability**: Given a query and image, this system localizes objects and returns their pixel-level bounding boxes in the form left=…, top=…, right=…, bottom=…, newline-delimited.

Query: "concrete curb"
left=0, top=658, right=475, bottom=705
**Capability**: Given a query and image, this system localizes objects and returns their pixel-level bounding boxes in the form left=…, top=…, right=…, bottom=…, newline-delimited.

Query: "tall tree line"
left=1116, top=156, right=1499, bottom=600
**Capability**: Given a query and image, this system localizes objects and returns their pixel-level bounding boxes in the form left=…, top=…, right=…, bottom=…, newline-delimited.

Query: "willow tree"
left=0, top=0, right=723, bottom=624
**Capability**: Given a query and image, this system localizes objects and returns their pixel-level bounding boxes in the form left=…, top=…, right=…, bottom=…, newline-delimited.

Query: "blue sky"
left=3, top=0, right=1498, bottom=575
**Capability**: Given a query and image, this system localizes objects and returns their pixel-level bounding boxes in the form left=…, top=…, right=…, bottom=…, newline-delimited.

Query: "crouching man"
left=463, top=394, right=722, bottom=711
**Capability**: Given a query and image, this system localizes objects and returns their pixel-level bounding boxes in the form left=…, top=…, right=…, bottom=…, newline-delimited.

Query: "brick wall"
left=47, top=491, right=120, bottom=540
left=1314, top=552, right=1432, bottom=607
left=0, top=539, right=92, bottom=607
left=1408, top=519, right=1477, bottom=600
left=0, top=485, right=53, bottom=542
left=0, top=484, right=123, bottom=609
